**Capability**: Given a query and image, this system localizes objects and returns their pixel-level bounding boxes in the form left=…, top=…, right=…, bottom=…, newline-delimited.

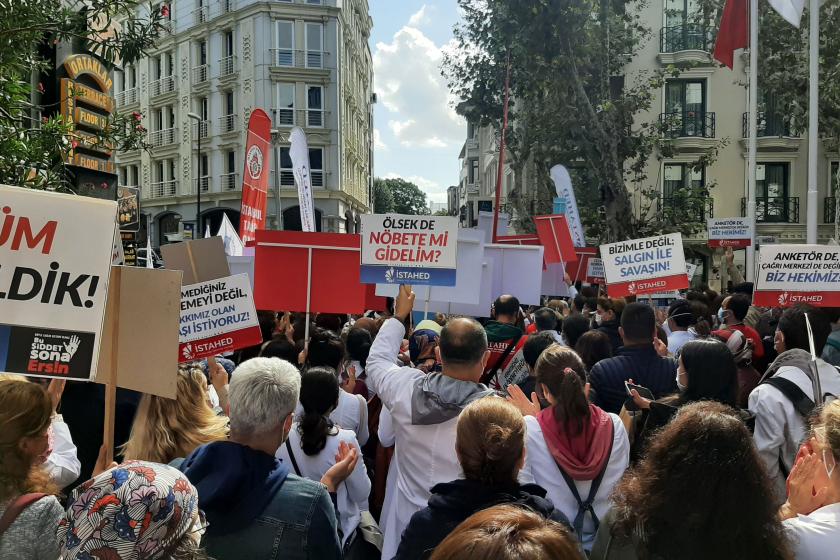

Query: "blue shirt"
left=589, top=345, right=678, bottom=414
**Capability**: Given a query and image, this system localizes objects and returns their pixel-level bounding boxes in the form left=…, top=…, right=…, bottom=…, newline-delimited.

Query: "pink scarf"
left=537, top=403, right=613, bottom=480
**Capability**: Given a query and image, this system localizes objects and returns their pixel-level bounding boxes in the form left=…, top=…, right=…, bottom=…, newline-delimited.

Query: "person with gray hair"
left=176, top=357, right=359, bottom=560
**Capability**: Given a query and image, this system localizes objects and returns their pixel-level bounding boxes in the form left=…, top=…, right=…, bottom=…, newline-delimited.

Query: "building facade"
left=456, top=2, right=837, bottom=281
left=115, top=0, right=373, bottom=246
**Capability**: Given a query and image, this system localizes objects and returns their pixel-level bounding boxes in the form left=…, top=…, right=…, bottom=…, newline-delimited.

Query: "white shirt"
left=519, top=413, right=629, bottom=551
left=45, top=418, right=81, bottom=488
left=667, top=329, right=696, bottom=355
left=294, top=388, right=369, bottom=446
left=784, top=502, right=840, bottom=559
left=377, top=407, right=399, bottom=537
left=749, top=360, right=840, bottom=502
left=276, top=425, right=371, bottom=546
left=366, top=318, right=465, bottom=560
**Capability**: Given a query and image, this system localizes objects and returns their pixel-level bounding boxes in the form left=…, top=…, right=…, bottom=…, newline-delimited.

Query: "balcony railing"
left=279, top=169, right=324, bottom=187
left=150, top=180, right=177, bottom=198
left=149, top=127, right=177, bottom=147
left=741, top=112, right=799, bottom=138
left=221, top=172, right=238, bottom=191
left=269, top=49, right=329, bottom=69
left=192, top=64, right=209, bottom=85
left=825, top=197, right=837, bottom=224
left=272, top=108, right=328, bottom=128
left=150, top=75, right=177, bottom=97
left=741, top=196, right=800, bottom=223
left=658, top=195, right=713, bottom=223
left=193, top=120, right=209, bottom=139
left=194, top=176, right=211, bottom=193
left=218, top=114, right=238, bottom=134
left=221, top=0, right=234, bottom=13
left=194, top=4, right=208, bottom=23
left=115, top=88, right=138, bottom=106
left=219, top=55, right=237, bottom=78
left=660, top=24, right=710, bottom=53
left=660, top=111, right=716, bottom=139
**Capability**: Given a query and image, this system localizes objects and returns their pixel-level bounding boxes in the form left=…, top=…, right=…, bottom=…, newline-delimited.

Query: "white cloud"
left=384, top=172, right=449, bottom=203
left=408, top=4, right=432, bottom=27
left=373, top=19, right=464, bottom=149
left=373, top=128, right=387, bottom=151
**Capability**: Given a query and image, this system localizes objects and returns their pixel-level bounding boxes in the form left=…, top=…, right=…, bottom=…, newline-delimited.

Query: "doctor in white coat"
left=366, top=285, right=495, bottom=559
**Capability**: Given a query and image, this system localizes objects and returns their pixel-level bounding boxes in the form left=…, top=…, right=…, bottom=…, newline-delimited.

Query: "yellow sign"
left=69, top=153, right=116, bottom=174
left=64, top=54, right=113, bottom=93
left=65, top=80, right=115, bottom=112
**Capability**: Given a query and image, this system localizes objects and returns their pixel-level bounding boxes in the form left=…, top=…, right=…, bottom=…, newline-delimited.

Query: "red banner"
left=565, top=248, right=599, bottom=284
left=254, top=230, right=386, bottom=314
left=179, top=326, right=263, bottom=363
left=753, top=291, right=840, bottom=308
left=606, top=273, right=689, bottom=298
left=239, top=109, right=272, bottom=244
left=534, top=215, right=577, bottom=264
left=708, top=239, right=751, bottom=249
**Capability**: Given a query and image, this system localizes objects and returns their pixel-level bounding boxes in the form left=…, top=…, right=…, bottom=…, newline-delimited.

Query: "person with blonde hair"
left=780, top=399, right=840, bottom=558
left=430, top=505, right=584, bottom=560
left=122, top=364, right=229, bottom=464
left=395, top=397, right=571, bottom=560
left=0, top=381, right=64, bottom=559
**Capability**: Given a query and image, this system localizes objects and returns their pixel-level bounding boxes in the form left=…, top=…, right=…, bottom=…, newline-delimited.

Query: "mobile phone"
left=624, top=382, right=655, bottom=412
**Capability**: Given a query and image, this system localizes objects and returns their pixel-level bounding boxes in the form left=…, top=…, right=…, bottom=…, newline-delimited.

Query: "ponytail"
left=534, top=345, right=590, bottom=436
left=298, top=367, right=340, bottom=456
left=346, top=328, right=373, bottom=369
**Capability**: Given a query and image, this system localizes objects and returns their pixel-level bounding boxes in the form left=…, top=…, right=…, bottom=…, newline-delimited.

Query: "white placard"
left=478, top=210, right=509, bottom=239
left=484, top=244, right=545, bottom=306
left=707, top=217, right=754, bottom=248
left=600, top=233, right=688, bottom=297
left=754, top=244, right=840, bottom=307
left=0, top=185, right=116, bottom=380
left=360, top=214, right=459, bottom=269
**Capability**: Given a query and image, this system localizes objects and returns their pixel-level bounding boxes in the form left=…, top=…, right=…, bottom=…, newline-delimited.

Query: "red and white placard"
left=754, top=244, right=840, bottom=307
left=600, top=233, right=689, bottom=297
left=707, top=217, right=753, bottom=248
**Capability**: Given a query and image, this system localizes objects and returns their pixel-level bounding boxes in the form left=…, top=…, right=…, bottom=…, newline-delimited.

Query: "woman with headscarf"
left=410, top=320, right=442, bottom=374
left=58, top=461, right=205, bottom=559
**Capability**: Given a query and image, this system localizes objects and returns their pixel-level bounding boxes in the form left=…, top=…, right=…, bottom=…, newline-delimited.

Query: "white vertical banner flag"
left=290, top=126, right=316, bottom=232
left=145, top=232, right=154, bottom=269
left=217, top=213, right=244, bottom=256
left=204, top=224, right=211, bottom=238
left=767, top=0, right=806, bottom=26
left=550, top=164, right=585, bottom=246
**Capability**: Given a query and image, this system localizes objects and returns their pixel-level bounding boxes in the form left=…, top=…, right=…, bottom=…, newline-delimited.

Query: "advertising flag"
left=549, top=165, right=586, bottom=246
left=290, top=127, right=316, bottom=232
left=239, top=108, right=271, bottom=244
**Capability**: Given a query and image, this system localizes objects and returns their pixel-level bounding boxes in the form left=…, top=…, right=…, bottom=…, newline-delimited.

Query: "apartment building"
left=457, top=1, right=837, bottom=273
left=115, top=0, right=374, bottom=246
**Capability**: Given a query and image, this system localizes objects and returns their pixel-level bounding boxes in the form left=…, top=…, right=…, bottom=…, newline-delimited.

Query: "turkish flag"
left=534, top=215, right=577, bottom=265
left=713, top=0, right=748, bottom=69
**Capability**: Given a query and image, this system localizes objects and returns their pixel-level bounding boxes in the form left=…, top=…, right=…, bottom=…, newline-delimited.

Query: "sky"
left=368, top=0, right=465, bottom=204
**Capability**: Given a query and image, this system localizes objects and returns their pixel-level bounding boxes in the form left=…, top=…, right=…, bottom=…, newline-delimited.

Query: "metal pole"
left=271, top=113, right=283, bottom=230
left=492, top=52, right=511, bottom=244
left=746, top=0, right=758, bottom=280
left=806, top=1, right=819, bottom=244
left=197, top=127, right=202, bottom=236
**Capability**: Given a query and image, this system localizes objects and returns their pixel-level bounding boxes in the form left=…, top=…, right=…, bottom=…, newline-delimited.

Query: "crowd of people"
left=2, top=273, right=840, bottom=559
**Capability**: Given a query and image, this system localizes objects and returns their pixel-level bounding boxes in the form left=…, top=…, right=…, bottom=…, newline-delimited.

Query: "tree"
left=0, top=0, right=165, bottom=191
left=444, top=0, right=720, bottom=242
left=374, top=177, right=430, bottom=215
left=373, top=177, right=395, bottom=213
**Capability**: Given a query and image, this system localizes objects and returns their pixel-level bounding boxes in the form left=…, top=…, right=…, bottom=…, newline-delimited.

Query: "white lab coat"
left=366, top=318, right=465, bottom=560
left=45, top=417, right=81, bottom=488
left=783, top=502, right=840, bottom=559
left=519, top=413, right=629, bottom=551
left=276, top=425, right=371, bottom=546
left=749, top=359, right=840, bottom=502
left=377, top=407, right=399, bottom=538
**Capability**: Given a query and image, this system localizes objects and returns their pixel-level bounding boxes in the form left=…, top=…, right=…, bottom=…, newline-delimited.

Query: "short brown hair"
left=456, top=398, right=525, bottom=487
left=597, top=297, right=626, bottom=319
left=430, top=505, right=583, bottom=560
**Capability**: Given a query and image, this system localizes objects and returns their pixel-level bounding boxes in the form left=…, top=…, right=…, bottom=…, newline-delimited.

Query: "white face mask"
left=676, top=369, right=687, bottom=392
left=595, top=313, right=604, bottom=326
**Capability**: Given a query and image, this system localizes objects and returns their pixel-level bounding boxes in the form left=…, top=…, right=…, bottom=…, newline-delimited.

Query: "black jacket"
left=394, top=478, right=572, bottom=560
left=597, top=320, right=623, bottom=354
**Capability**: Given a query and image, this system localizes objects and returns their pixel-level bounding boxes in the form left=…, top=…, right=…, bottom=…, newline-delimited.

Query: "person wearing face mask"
left=626, top=339, right=750, bottom=459
left=749, top=305, right=840, bottom=504
left=0, top=380, right=64, bottom=560
left=716, top=293, right=765, bottom=368
left=664, top=300, right=697, bottom=355
left=595, top=298, right=625, bottom=354
left=779, top=398, right=840, bottom=558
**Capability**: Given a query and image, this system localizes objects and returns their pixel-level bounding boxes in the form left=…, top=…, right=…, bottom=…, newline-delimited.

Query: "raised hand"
left=507, top=384, right=541, bottom=417
left=394, top=284, right=415, bottom=322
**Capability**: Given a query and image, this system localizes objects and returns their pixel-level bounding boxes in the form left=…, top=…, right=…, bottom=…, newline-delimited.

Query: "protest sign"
left=534, top=215, right=577, bottom=264
left=600, top=233, right=689, bottom=297
left=585, top=257, right=605, bottom=284
left=754, top=245, right=840, bottom=307
left=478, top=210, right=509, bottom=239
left=227, top=255, right=254, bottom=289
left=707, top=217, right=754, bottom=248
left=255, top=230, right=385, bottom=315
left=178, top=273, right=262, bottom=362
left=0, top=184, right=115, bottom=381
left=449, top=257, right=495, bottom=317
left=161, top=236, right=229, bottom=285
left=485, top=244, right=545, bottom=305
left=375, top=228, right=485, bottom=307
left=542, top=263, right=571, bottom=298
left=360, top=214, right=459, bottom=286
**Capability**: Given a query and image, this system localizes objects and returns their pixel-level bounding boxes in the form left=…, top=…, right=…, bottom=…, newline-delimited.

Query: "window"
left=307, top=0, right=322, bottom=4
left=127, top=65, right=136, bottom=89
left=275, top=20, right=294, bottom=66
left=467, top=122, right=477, bottom=139
left=225, top=91, right=234, bottom=116
left=664, top=79, right=707, bottom=137
left=756, top=163, right=790, bottom=222
left=227, top=151, right=236, bottom=173
left=663, top=163, right=704, bottom=197
left=165, top=52, right=174, bottom=76
left=664, top=0, right=701, bottom=26
left=129, top=165, right=138, bottom=186
left=224, top=30, right=234, bottom=57
left=279, top=147, right=324, bottom=187
left=153, top=108, right=163, bottom=131
left=198, top=40, right=207, bottom=65
left=305, top=22, right=323, bottom=68
left=200, top=154, right=209, bottom=177
left=166, top=105, right=175, bottom=129
left=306, top=85, right=323, bottom=127
left=154, top=55, right=163, bottom=80
left=829, top=161, right=838, bottom=193
left=276, top=83, right=295, bottom=125
left=199, top=97, right=208, bottom=120
left=468, top=158, right=479, bottom=184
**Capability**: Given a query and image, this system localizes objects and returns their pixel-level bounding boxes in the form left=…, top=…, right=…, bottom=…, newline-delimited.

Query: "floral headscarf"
left=410, top=329, right=440, bottom=374
left=58, top=461, right=201, bottom=560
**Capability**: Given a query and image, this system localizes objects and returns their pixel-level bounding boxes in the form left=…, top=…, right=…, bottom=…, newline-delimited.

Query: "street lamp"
left=187, top=112, right=202, bottom=237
